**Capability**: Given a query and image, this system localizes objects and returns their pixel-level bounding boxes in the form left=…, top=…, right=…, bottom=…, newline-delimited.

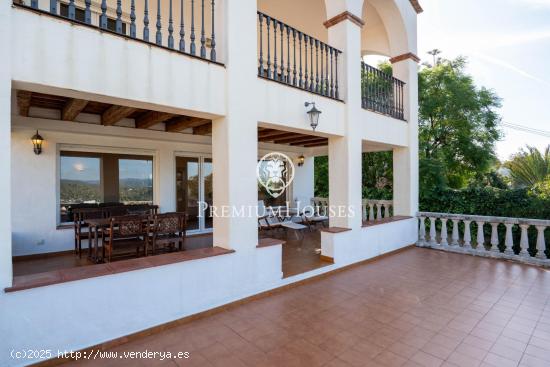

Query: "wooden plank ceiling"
left=16, top=90, right=213, bottom=136
left=258, top=127, right=328, bottom=147
left=16, top=90, right=328, bottom=147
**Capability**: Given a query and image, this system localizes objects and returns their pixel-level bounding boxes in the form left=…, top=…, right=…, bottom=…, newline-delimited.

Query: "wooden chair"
left=73, top=208, right=104, bottom=258
left=150, top=212, right=187, bottom=255
left=103, top=215, right=149, bottom=262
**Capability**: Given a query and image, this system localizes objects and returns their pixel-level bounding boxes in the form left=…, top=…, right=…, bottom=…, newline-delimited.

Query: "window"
left=118, top=159, right=153, bottom=204
left=59, top=151, right=153, bottom=222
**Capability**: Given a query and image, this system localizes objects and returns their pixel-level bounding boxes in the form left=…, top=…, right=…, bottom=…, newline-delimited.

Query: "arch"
left=361, top=0, right=416, bottom=57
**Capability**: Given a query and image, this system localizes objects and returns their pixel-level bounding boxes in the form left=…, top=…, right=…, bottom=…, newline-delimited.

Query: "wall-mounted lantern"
left=31, top=130, right=44, bottom=155
left=305, top=102, right=321, bottom=131
left=297, top=155, right=305, bottom=167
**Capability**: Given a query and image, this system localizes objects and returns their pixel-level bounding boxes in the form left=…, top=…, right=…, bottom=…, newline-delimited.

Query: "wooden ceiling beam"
left=135, top=111, right=174, bottom=129
left=165, top=116, right=211, bottom=132
left=102, top=105, right=137, bottom=126
left=302, top=141, right=329, bottom=147
left=17, top=90, right=32, bottom=117
left=274, top=135, right=323, bottom=144
left=258, top=132, right=298, bottom=142
left=258, top=129, right=295, bottom=139
left=193, top=123, right=212, bottom=135
left=61, top=99, right=88, bottom=121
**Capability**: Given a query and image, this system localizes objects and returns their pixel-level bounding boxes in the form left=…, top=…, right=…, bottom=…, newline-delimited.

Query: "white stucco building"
left=0, top=0, right=421, bottom=365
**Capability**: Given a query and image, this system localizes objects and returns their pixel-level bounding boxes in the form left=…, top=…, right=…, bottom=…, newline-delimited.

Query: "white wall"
left=11, top=8, right=226, bottom=119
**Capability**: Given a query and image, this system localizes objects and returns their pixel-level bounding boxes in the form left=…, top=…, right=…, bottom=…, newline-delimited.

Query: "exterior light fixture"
left=297, top=155, right=305, bottom=167
left=305, top=102, right=321, bottom=131
left=31, top=130, right=44, bottom=155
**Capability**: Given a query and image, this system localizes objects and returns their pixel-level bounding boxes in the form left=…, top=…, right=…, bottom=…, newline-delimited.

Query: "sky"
left=61, top=157, right=152, bottom=181
left=417, top=0, right=550, bottom=161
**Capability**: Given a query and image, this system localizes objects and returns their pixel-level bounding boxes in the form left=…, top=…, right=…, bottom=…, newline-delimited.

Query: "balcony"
left=361, top=61, right=406, bottom=121
left=15, top=0, right=220, bottom=63
left=257, top=11, right=343, bottom=101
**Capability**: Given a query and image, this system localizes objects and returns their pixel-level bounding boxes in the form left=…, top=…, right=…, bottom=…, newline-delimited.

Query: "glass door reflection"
left=176, top=156, right=200, bottom=231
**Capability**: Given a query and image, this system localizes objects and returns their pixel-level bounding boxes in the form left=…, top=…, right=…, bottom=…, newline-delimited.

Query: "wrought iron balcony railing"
left=18, top=0, right=219, bottom=63
left=361, top=62, right=405, bottom=120
left=257, top=11, right=343, bottom=100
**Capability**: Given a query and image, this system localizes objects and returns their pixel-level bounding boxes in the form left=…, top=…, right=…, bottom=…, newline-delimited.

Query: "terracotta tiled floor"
left=66, top=247, right=550, bottom=367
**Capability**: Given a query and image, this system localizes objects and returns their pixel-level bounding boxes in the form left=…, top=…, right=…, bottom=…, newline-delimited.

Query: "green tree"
left=505, top=145, right=550, bottom=188
left=419, top=56, right=502, bottom=189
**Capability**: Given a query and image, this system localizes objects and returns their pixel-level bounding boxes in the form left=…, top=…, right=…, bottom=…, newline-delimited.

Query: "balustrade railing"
left=257, top=11, right=343, bottom=100
left=20, top=0, right=218, bottom=62
left=362, top=199, right=393, bottom=222
left=361, top=62, right=405, bottom=120
left=418, top=212, right=550, bottom=267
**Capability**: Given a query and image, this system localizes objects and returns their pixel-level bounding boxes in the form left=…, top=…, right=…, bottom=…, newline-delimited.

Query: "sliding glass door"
left=175, top=155, right=212, bottom=233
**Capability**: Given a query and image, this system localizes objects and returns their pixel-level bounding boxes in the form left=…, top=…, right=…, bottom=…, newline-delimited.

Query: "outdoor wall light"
left=297, top=155, right=305, bottom=167
left=31, top=130, right=44, bottom=155
left=305, top=102, right=321, bottom=131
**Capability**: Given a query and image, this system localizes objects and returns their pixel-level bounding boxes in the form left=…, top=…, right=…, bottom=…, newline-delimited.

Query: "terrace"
left=60, top=247, right=550, bottom=367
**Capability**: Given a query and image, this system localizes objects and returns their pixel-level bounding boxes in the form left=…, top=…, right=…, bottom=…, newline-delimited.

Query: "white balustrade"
left=417, top=212, right=549, bottom=268
left=314, top=198, right=393, bottom=223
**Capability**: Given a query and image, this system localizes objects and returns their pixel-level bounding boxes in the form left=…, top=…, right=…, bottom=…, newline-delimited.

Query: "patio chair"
left=73, top=208, right=104, bottom=258
left=150, top=212, right=187, bottom=254
left=103, top=215, right=149, bottom=262
left=301, top=206, right=329, bottom=230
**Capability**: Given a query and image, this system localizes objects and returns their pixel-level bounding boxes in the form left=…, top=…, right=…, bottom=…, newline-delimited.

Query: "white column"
left=0, top=0, right=12, bottom=288
left=519, top=224, right=530, bottom=257
left=211, top=0, right=258, bottom=252
left=392, top=58, right=419, bottom=217
left=476, top=221, right=485, bottom=252
left=504, top=223, right=515, bottom=255
left=451, top=219, right=459, bottom=246
left=463, top=220, right=472, bottom=250
left=326, top=9, right=363, bottom=230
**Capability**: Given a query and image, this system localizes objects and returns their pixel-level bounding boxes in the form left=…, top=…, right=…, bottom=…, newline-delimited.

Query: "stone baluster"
left=519, top=224, right=530, bottom=257
left=369, top=203, right=374, bottom=222
left=429, top=217, right=437, bottom=246
left=463, top=220, right=472, bottom=250
left=362, top=202, right=367, bottom=222
left=419, top=217, right=426, bottom=245
left=476, top=221, right=485, bottom=252
left=451, top=219, right=459, bottom=246
left=535, top=225, right=547, bottom=260
left=382, top=203, right=389, bottom=219
left=440, top=218, right=448, bottom=246
left=504, top=223, right=514, bottom=255
left=490, top=222, right=500, bottom=253
left=376, top=203, right=382, bottom=221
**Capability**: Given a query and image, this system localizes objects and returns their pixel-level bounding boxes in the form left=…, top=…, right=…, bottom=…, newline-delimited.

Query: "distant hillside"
left=61, top=178, right=152, bottom=203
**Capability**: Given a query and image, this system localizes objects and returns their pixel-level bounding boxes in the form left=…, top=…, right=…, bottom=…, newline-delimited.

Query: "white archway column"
left=325, top=1, right=364, bottom=230
left=212, top=0, right=258, bottom=252
left=392, top=55, right=419, bottom=217
left=0, top=0, right=12, bottom=288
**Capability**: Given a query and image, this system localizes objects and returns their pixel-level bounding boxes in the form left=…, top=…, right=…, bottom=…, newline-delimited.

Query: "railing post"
left=200, top=0, right=206, bottom=57
left=504, top=223, right=515, bottom=255
left=100, top=0, right=107, bottom=29
left=144, top=0, right=150, bottom=41
left=476, top=221, right=485, bottom=252
left=440, top=218, right=448, bottom=246
left=376, top=203, right=382, bottom=221
left=429, top=217, right=437, bottom=246
left=130, top=0, right=136, bottom=38
left=418, top=217, right=426, bottom=245
left=519, top=224, right=530, bottom=257
left=535, top=225, right=546, bottom=260
left=168, top=0, right=175, bottom=48
left=50, top=0, right=57, bottom=14
left=179, top=0, right=185, bottom=52
left=451, top=219, right=459, bottom=246
left=84, top=0, right=91, bottom=23
left=210, top=0, right=216, bottom=60
left=68, top=0, right=76, bottom=20
left=362, top=201, right=367, bottom=222
left=156, top=0, right=162, bottom=45
left=116, top=0, right=123, bottom=33
left=490, top=222, right=500, bottom=253
left=463, top=220, right=472, bottom=250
